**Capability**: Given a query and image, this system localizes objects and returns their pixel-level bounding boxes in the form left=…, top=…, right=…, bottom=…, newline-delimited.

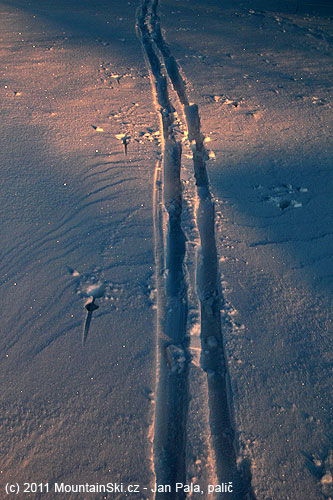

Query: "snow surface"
left=0, top=1, right=332, bottom=499
left=157, top=1, right=332, bottom=498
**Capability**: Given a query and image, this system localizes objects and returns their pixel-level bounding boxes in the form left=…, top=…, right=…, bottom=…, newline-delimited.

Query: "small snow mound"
left=189, top=321, right=201, bottom=337
left=320, top=450, right=333, bottom=497
left=67, top=266, right=80, bottom=277
left=86, top=283, right=105, bottom=298
left=291, top=200, right=302, bottom=208
left=321, top=472, right=332, bottom=485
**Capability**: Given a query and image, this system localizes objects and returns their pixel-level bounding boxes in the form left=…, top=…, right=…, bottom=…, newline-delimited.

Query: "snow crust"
left=0, top=1, right=332, bottom=499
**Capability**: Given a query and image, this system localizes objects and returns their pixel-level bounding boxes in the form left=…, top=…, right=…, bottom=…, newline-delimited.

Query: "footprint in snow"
left=312, top=96, right=330, bottom=107
left=137, top=129, right=161, bottom=144
left=203, top=94, right=241, bottom=107
left=255, top=183, right=309, bottom=211
left=305, top=450, right=333, bottom=498
left=96, top=39, right=111, bottom=47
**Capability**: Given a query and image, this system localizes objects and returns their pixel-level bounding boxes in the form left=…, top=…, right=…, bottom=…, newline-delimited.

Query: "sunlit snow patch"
left=85, top=282, right=106, bottom=299
left=92, top=125, right=104, bottom=132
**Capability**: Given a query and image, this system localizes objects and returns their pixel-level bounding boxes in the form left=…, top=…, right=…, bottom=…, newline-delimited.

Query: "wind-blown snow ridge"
left=138, top=1, right=255, bottom=498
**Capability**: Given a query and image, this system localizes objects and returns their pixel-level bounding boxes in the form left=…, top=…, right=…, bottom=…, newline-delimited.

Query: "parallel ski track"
left=137, top=1, right=255, bottom=498
left=137, top=2, right=189, bottom=498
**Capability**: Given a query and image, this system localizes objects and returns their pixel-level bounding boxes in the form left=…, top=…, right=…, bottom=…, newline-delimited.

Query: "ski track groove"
left=137, top=2, right=189, bottom=498
left=138, top=1, right=255, bottom=498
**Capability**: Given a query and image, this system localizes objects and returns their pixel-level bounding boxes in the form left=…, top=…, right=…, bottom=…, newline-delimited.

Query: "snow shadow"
left=208, top=150, right=333, bottom=297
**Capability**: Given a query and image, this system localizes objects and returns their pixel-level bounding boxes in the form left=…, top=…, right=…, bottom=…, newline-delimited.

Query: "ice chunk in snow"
left=92, top=125, right=104, bottom=132
left=207, top=336, right=218, bottom=348
left=166, top=344, right=186, bottom=374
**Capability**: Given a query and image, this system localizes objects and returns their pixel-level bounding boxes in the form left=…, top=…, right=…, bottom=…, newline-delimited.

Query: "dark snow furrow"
left=84, top=174, right=140, bottom=187
left=1, top=288, right=78, bottom=356
left=145, top=2, right=255, bottom=498
left=0, top=188, right=138, bottom=282
left=0, top=222, right=106, bottom=284
left=82, top=159, right=144, bottom=180
left=250, top=232, right=333, bottom=247
left=1, top=189, right=118, bottom=268
left=293, top=254, right=333, bottom=269
left=137, top=3, right=189, bottom=497
left=0, top=197, right=115, bottom=273
left=75, top=177, right=139, bottom=205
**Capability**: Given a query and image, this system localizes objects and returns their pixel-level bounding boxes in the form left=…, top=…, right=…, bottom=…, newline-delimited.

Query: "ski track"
left=137, top=2, right=189, bottom=497
left=137, top=1, right=255, bottom=498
